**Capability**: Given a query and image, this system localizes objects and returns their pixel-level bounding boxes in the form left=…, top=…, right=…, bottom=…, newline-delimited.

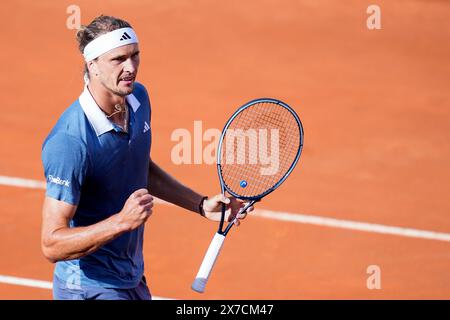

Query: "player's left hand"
left=202, top=194, right=253, bottom=226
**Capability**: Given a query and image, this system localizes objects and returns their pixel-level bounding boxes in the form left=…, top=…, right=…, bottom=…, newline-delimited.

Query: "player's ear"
left=87, top=59, right=99, bottom=78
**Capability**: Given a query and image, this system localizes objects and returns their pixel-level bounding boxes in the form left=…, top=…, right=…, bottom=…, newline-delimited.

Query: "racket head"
left=217, top=98, right=304, bottom=201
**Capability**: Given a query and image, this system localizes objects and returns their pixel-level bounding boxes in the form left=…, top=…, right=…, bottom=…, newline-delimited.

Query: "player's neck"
left=87, top=81, right=126, bottom=116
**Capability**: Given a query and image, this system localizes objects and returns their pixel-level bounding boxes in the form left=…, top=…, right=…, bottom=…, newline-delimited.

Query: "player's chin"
left=116, top=81, right=134, bottom=95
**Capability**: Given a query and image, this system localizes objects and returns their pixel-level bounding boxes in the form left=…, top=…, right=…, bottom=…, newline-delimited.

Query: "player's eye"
left=112, top=56, right=126, bottom=62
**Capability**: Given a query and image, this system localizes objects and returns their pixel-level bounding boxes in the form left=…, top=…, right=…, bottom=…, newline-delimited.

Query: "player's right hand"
left=117, top=188, right=154, bottom=231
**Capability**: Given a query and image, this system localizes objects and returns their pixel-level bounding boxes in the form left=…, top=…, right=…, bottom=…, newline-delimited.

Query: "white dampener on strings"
left=191, top=232, right=226, bottom=293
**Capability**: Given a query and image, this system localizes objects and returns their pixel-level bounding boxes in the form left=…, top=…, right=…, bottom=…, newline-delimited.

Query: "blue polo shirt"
left=42, top=82, right=152, bottom=289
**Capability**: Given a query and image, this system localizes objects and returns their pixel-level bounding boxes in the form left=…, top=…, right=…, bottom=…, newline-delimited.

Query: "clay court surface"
left=0, top=0, right=449, bottom=299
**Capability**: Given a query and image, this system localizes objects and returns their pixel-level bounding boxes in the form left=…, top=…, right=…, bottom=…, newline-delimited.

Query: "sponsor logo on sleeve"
left=47, top=175, right=71, bottom=187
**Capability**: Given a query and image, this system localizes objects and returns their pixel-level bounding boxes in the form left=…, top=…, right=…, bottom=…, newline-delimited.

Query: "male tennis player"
left=41, top=15, right=250, bottom=300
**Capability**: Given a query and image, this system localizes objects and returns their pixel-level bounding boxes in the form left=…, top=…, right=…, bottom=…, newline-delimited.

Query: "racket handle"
left=191, top=232, right=226, bottom=293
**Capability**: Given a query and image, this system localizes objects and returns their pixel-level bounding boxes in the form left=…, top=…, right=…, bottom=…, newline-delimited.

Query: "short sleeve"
left=42, top=134, right=89, bottom=205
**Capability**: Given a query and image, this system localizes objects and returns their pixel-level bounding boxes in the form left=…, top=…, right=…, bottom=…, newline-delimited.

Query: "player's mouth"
left=119, top=76, right=135, bottom=85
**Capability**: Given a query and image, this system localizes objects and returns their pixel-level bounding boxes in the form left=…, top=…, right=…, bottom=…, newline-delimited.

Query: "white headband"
left=83, top=27, right=139, bottom=62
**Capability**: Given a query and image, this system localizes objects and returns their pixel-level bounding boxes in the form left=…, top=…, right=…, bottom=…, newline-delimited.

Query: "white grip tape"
left=191, top=232, right=226, bottom=293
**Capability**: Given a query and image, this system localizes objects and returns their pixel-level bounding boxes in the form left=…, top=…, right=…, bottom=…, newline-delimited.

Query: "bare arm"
left=147, top=159, right=253, bottom=224
left=147, top=159, right=204, bottom=214
left=41, top=189, right=153, bottom=263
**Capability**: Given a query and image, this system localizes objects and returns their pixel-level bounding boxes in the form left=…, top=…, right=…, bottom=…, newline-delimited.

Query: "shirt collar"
left=79, top=85, right=141, bottom=136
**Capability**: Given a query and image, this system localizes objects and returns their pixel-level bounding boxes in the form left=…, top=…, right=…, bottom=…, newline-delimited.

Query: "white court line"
left=254, top=210, right=450, bottom=242
left=0, top=275, right=52, bottom=290
left=0, top=176, right=46, bottom=189
left=0, top=275, right=172, bottom=300
left=1, top=175, right=449, bottom=242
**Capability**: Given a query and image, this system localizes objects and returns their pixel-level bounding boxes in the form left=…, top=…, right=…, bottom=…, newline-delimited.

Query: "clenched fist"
left=117, top=189, right=154, bottom=232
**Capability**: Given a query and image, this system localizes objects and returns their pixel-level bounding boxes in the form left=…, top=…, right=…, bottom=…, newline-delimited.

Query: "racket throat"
left=222, top=199, right=257, bottom=236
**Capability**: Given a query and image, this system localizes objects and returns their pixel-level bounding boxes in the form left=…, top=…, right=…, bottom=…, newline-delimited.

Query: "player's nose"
left=123, top=58, right=138, bottom=74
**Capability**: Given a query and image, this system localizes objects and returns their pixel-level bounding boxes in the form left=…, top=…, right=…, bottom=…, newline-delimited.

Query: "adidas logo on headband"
left=120, top=32, right=132, bottom=41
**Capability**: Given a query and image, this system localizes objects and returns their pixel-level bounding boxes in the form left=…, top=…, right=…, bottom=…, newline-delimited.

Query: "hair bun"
left=76, top=25, right=87, bottom=43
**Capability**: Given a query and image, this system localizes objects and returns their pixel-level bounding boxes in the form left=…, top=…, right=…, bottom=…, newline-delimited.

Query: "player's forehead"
left=101, top=43, right=140, bottom=59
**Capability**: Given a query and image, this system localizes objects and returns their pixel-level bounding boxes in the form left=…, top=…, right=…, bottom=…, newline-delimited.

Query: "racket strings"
left=240, top=103, right=294, bottom=195
left=220, top=101, right=301, bottom=198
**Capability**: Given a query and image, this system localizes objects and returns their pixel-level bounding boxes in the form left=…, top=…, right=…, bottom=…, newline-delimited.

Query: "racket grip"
left=191, top=232, right=226, bottom=293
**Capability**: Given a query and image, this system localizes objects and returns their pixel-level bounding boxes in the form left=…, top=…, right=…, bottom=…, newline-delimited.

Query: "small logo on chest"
left=143, top=121, right=150, bottom=133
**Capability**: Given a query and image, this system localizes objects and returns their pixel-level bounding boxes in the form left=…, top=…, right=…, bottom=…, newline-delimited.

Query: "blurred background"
left=0, top=0, right=449, bottom=299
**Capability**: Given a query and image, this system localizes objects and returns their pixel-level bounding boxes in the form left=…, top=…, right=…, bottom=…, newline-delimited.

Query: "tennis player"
left=41, top=15, right=251, bottom=300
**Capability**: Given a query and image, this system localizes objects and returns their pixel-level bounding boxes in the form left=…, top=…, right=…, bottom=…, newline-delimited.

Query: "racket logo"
left=240, top=180, right=248, bottom=188
left=224, top=128, right=279, bottom=176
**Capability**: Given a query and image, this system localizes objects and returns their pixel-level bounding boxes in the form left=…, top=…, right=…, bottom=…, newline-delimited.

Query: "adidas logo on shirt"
left=143, top=121, right=150, bottom=133
left=120, top=32, right=132, bottom=41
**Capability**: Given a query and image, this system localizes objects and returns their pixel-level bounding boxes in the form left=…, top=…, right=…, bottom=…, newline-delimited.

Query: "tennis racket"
left=191, top=98, right=304, bottom=293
